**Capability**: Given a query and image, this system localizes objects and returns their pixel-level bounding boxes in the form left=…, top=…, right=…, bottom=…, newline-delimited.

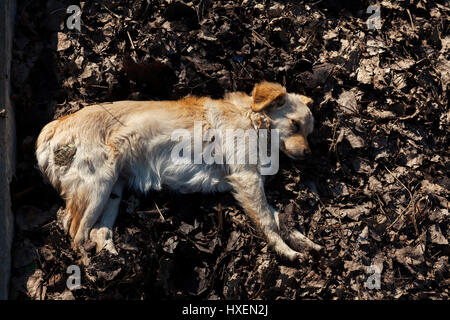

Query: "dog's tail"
left=36, top=119, right=63, bottom=189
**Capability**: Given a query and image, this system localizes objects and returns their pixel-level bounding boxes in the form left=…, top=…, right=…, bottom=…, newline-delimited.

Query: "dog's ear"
left=299, top=95, right=313, bottom=107
left=251, top=81, right=287, bottom=112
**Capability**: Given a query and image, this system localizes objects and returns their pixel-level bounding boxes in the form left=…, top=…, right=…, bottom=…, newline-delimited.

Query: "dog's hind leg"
left=69, top=175, right=116, bottom=247
left=228, top=170, right=305, bottom=262
left=64, top=154, right=118, bottom=248
left=89, top=179, right=125, bottom=255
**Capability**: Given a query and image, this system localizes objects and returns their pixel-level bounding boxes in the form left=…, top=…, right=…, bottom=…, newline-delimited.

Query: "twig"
left=328, top=119, right=338, bottom=153
left=239, top=61, right=251, bottom=78
left=406, top=9, right=416, bottom=31
left=102, top=3, right=121, bottom=19
left=252, top=30, right=275, bottom=49
left=375, top=193, right=388, bottom=216
left=385, top=166, right=417, bottom=234
left=98, top=104, right=126, bottom=127
left=127, top=31, right=136, bottom=50
left=88, top=84, right=109, bottom=89
left=153, top=200, right=165, bottom=221
left=310, top=0, right=324, bottom=6
left=217, top=203, right=223, bottom=233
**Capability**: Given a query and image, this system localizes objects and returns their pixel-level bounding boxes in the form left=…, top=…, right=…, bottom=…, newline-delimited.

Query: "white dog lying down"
left=36, top=81, right=323, bottom=262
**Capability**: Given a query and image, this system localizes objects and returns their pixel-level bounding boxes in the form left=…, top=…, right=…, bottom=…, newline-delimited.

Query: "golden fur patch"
left=251, top=81, right=287, bottom=112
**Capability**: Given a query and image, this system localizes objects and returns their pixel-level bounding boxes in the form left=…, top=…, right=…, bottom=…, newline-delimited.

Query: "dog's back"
left=35, top=99, right=234, bottom=243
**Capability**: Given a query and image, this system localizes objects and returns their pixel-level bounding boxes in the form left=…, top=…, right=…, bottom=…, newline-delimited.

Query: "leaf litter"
left=9, top=0, right=449, bottom=300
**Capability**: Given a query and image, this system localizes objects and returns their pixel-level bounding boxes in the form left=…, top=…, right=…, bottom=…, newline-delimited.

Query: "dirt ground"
left=8, top=0, right=449, bottom=300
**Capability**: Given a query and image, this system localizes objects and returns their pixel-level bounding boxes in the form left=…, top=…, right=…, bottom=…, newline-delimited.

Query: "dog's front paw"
left=288, top=230, right=323, bottom=254
left=271, top=239, right=306, bottom=263
left=291, top=251, right=309, bottom=263
left=90, top=227, right=118, bottom=255
left=101, top=240, right=119, bottom=255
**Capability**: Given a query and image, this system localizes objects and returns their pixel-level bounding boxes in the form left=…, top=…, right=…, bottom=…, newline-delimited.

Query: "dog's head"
left=251, top=81, right=314, bottom=160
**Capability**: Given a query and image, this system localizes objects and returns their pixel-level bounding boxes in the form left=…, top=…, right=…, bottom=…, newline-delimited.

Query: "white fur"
left=36, top=82, right=322, bottom=261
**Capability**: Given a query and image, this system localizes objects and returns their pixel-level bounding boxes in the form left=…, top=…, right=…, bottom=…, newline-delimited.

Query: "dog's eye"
left=289, top=119, right=300, bottom=132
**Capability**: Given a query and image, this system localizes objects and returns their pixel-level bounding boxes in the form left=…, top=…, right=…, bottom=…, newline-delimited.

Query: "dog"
left=36, top=81, right=323, bottom=262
